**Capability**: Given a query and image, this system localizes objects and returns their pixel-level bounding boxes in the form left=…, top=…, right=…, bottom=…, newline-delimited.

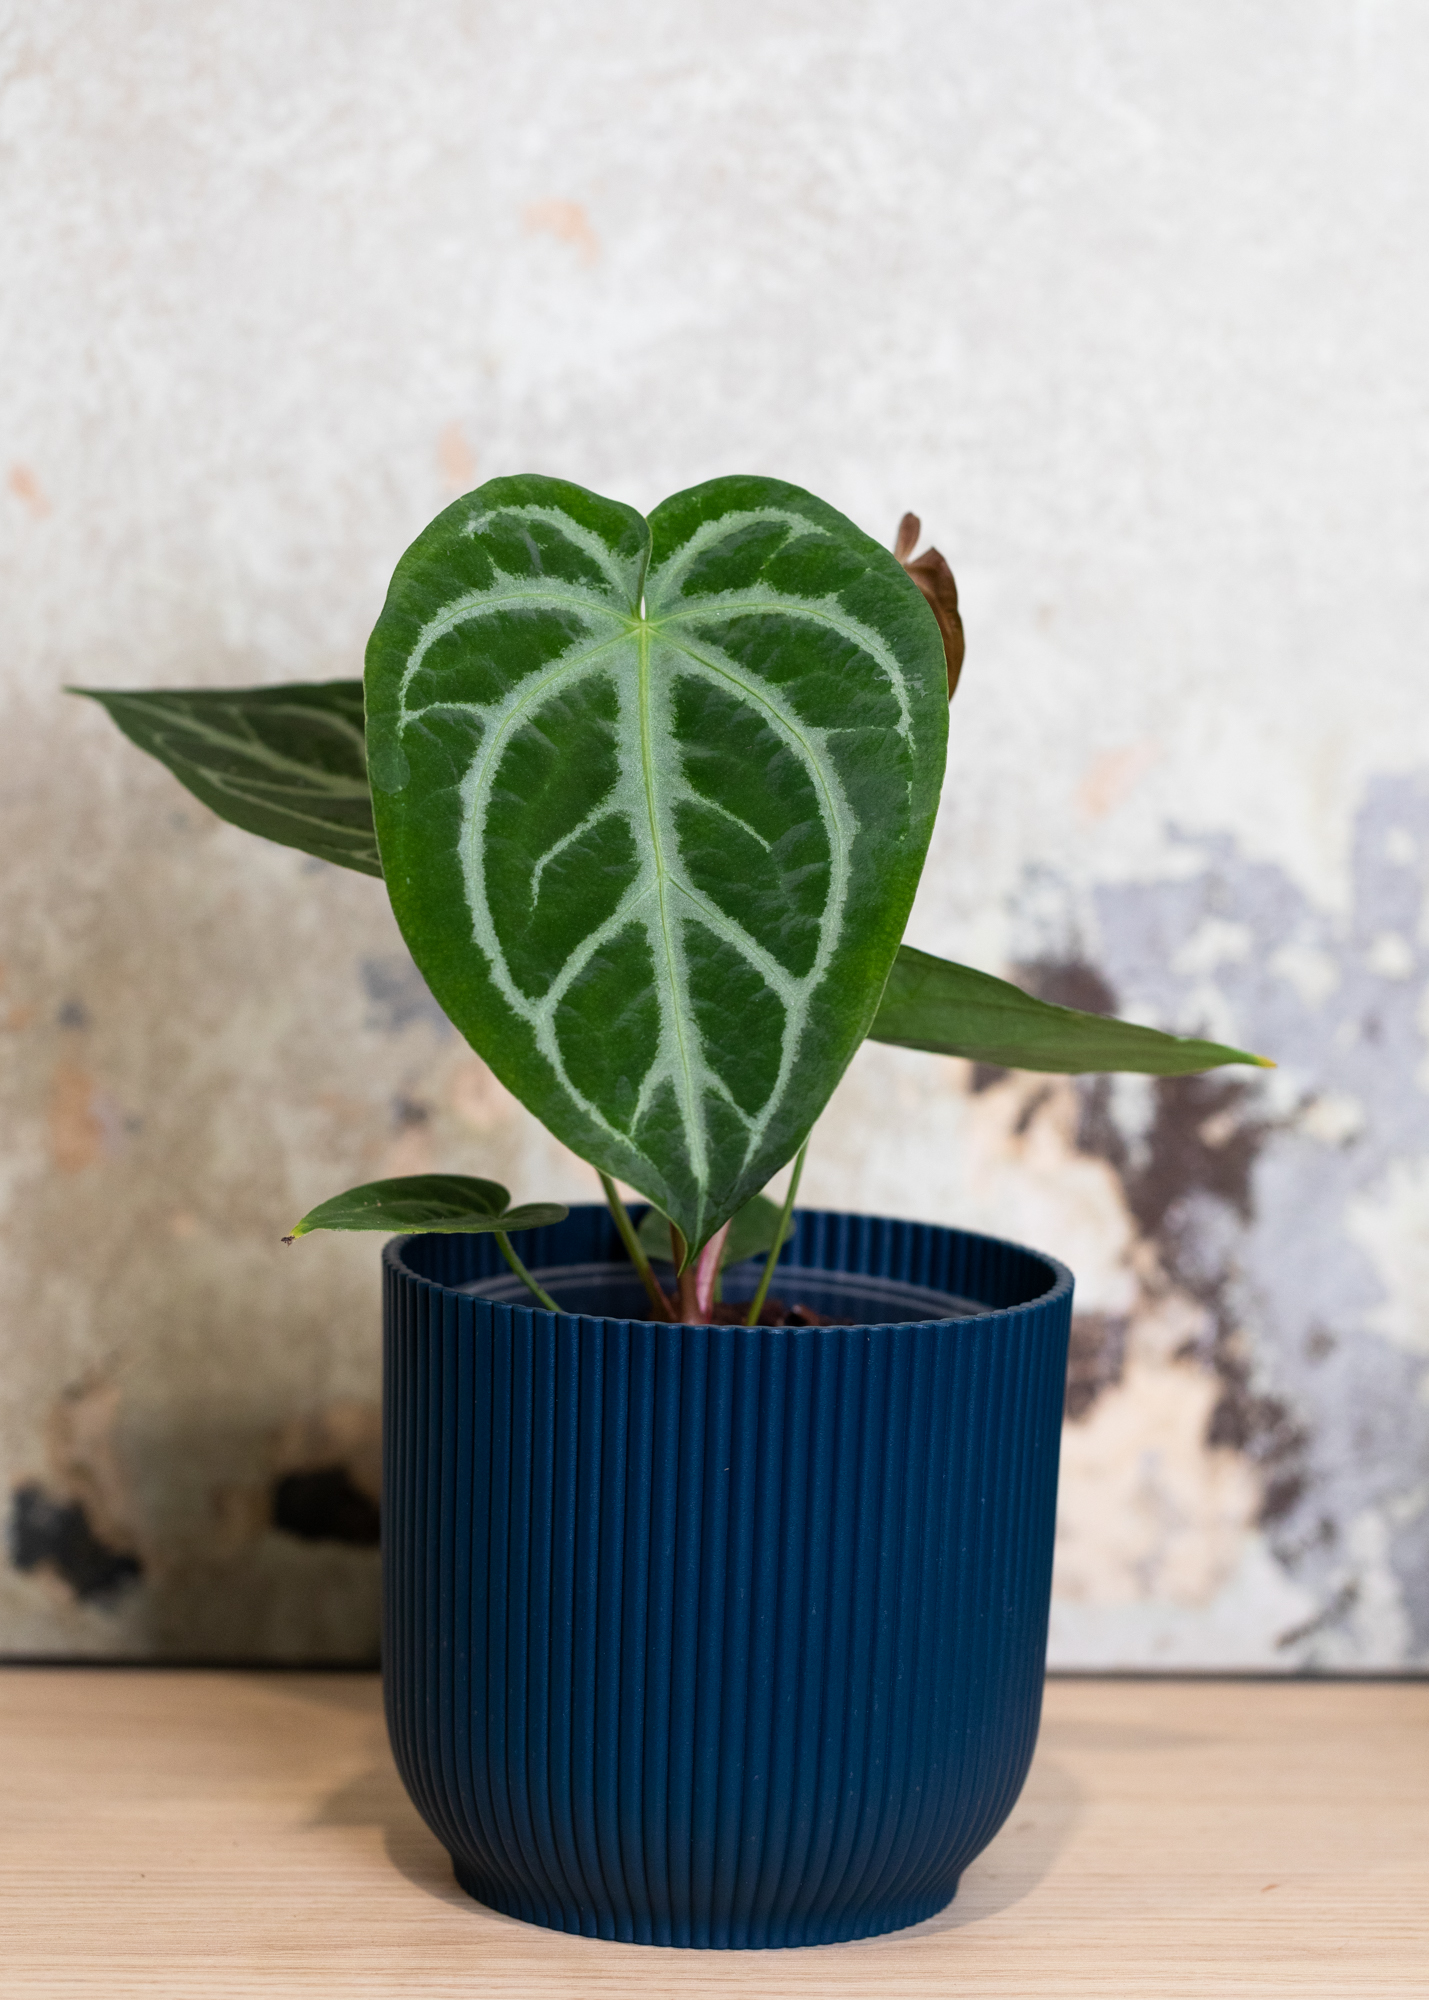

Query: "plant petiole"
left=495, top=1231, right=562, bottom=1313
left=673, top=1224, right=700, bottom=1323
left=693, top=1222, right=731, bottom=1319
left=598, top=1172, right=675, bottom=1320
left=744, top=1140, right=808, bottom=1327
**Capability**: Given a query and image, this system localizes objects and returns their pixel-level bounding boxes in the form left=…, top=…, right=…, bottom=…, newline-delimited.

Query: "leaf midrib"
left=637, top=610, right=704, bottom=1183
left=464, top=616, right=839, bottom=1016
left=420, top=604, right=854, bottom=1166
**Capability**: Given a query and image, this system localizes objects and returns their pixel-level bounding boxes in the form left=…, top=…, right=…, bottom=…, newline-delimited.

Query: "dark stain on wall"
left=1019, top=957, right=1118, bottom=1019
left=361, top=954, right=450, bottom=1035
left=968, top=960, right=1117, bottom=1100
left=1275, top=1579, right=1360, bottom=1652
left=1089, top=1070, right=1263, bottom=1238
left=1022, top=954, right=1309, bottom=1519
left=9, top=1482, right=143, bottom=1603
left=271, top=1465, right=380, bottom=1546
left=1064, top=1313, right=1129, bottom=1421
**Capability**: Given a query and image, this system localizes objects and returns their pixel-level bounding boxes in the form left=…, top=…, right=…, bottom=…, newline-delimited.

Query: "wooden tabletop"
left=1, top=1670, right=1424, bottom=1997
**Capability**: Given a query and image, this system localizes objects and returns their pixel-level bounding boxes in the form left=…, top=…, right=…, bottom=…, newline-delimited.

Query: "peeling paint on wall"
left=7, top=1376, right=145, bottom=1608
left=1023, top=773, right=1429, bottom=1667
left=10, top=1485, right=143, bottom=1604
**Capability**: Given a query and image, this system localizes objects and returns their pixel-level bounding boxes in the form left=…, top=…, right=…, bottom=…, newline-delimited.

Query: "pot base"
left=450, top=1854, right=958, bottom=1948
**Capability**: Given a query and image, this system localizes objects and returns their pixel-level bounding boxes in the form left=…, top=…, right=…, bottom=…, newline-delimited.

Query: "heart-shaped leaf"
left=71, top=682, right=381, bottom=876
left=284, top=1173, right=568, bottom=1240
left=365, top=475, right=949, bottom=1256
left=869, top=948, right=1272, bottom=1074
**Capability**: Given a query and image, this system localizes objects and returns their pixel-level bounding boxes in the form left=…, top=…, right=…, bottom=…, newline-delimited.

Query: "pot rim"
left=382, top=1204, right=1074, bottom=1333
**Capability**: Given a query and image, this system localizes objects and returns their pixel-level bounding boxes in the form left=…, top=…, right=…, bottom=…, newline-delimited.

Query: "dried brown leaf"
left=894, top=518, right=965, bottom=699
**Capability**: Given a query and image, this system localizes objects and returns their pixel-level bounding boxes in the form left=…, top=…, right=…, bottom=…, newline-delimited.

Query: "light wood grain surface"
left=0, top=1670, right=1424, bottom=1997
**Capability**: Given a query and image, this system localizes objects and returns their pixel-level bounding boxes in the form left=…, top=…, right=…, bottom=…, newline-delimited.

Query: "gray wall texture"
left=2, top=0, right=1425, bottom=1667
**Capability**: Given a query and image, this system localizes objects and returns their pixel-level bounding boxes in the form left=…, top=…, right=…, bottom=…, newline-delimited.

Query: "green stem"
left=598, top=1171, right=674, bottom=1321
left=496, top=1231, right=562, bottom=1313
left=745, top=1139, right=808, bottom=1327
left=674, top=1224, right=700, bottom=1323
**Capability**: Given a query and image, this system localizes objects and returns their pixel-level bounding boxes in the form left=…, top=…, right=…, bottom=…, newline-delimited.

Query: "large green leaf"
left=365, top=474, right=949, bottom=1257
left=284, top=1173, right=567, bottom=1240
left=869, top=947, right=1272, bottom=1074
left=70, top=682, right=381, bottom=876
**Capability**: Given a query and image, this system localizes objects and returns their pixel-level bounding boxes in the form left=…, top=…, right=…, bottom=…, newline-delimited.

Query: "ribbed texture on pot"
left=383, top=1206, right=1072, bottom=1949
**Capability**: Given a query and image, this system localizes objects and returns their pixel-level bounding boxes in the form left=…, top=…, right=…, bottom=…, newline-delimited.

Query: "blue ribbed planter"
left=382, top=1205, right=1072, bottom=1949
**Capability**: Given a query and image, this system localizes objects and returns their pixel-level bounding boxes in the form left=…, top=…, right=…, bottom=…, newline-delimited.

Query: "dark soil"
left=705, top=1297, right=848, bottom=1327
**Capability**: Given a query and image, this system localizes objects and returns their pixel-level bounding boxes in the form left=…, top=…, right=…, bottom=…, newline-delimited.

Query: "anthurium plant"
left=75, top=474, right=1268, bottom=1325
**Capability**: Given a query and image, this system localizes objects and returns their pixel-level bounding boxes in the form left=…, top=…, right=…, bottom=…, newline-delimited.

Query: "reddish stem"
left=693, top=1224, right=731, bottom=1320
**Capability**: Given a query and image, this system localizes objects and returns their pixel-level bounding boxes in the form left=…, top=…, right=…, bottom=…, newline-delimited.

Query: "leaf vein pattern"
left=459, top=503, right=640, bottom=602
left=648, top=505, right=914, bottom=741
left=392, top=499, right=913, bottom=1240
left=148, top=712, right=370, bottom=796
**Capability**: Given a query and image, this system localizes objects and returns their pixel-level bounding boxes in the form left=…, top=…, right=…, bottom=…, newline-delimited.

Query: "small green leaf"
left=71, top=681, right=381, bottom=876
left=365, top=473, right=950, bottom=1258
left=636, top=1204, right=678, bottom=1265
left=635, top=1188, right=794, bottom=1269
left=284, top=1173, right=568, bottom=1241
left=722, top=1190, right=797, bottom=1266
left=868, top=947, right=1273, bottom=1075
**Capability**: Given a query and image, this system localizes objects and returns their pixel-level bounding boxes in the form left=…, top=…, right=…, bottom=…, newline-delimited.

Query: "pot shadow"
left=903, top=1704, right=1208, bottom=1938
left=314, top=1756, right=484, bottom=1913
left=275, top=1675, right=491, bottom=1913
left=1042, top=1713, right=1206, bottom=1755
left=902, top=1748, right=1084, bottom=1935
left=272, top=1669, right=385, bottom=1716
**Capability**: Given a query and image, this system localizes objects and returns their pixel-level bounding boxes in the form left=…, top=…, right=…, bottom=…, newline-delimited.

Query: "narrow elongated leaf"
left=365, top=474, right=949, bottom=1256
left=636, top=1190, right=793, bottom=1269
left=284, top=1173, right=567, bottom=1240
left=869, top=947, right=1272, bottom=1074
left=71, top=682, right=381, bottom=876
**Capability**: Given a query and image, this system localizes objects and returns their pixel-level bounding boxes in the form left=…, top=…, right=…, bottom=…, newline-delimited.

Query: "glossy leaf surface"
left=365, top=474, right=949, bottom=1254
left=285, top=1173, right=567, bottom=1240
left=869, top=948, right=1271, bottom=1074
left=72, top=682, right=380, bottom=876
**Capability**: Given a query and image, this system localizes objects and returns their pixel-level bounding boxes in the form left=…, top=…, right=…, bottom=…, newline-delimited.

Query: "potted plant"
left=76, top=475, right=1266, bottom=1948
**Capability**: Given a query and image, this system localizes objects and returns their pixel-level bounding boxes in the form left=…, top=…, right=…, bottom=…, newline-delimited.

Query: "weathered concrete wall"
left=2, top=1, right=1426, bottom=1664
